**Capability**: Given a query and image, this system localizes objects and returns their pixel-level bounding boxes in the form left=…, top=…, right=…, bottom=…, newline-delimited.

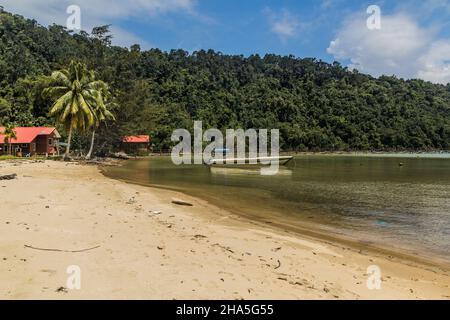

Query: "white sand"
left=0, top=160, right=449, bottom=299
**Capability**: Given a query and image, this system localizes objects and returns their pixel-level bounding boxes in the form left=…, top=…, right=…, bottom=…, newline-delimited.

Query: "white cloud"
left=0, top=0, right=196, bottom=48
left=327, top=12, right=450, bottom=84
left=417, top=40, right=450, bottom=84
left=109, top=26, right=153, bottom=49
left=264, top=8, right=301, bottom=40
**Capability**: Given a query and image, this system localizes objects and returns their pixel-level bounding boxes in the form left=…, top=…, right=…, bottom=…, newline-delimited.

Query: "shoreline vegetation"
left=2, top=149, right=450, bottom=160
left=1, top=159, right=450, bottom=299
left=3, top=149, right=450, bottom=165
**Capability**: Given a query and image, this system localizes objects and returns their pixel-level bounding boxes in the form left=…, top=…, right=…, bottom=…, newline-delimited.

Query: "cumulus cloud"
left=327, top=12, right=450, bottom=84
left=0, top=0, right=196, bottom=48
left=264, top=8, right=301, bottom=40
left=417, top=40, right=450, bottom=84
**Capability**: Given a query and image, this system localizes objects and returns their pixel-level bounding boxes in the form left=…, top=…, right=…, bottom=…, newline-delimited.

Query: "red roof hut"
left=121, top=135, right=150, bottom=155
left=0, top=127, right=61, bottom=156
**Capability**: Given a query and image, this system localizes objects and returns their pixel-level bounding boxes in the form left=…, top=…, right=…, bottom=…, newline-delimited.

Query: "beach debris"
left=376, top=220, right=389, bottom=227
left=157, top=246, right=164, bottom=250
left=212, top=243, right=234, bottom=254
left=193, top=234, right=207, bottom=239
left=40, top=269, right=57, bottom=275
left=278, top=277, right=307, bottom=287
left=171, top=198, right=193, bottom=206
left=126, top=197, right=136, bottom=204
left=0, top=173, right=17, bottom=180
left=24, top=244, right=101, bottom=253
left=148, top=210, right=162, bottom=216
left=274, top=259, right=281, bottom=269
left=56, top=286, right=68, bottom=293
left=271, top=247, right=282, bottom=252
left=112, top=152, right=131, bottom=160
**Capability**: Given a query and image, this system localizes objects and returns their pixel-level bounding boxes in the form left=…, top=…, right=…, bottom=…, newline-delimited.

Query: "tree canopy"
left=0, top=9, right=449, bottom=151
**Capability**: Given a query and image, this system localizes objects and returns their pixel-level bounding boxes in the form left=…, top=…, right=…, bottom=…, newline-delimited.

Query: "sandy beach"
left=0, top=160, right=449, bottom=300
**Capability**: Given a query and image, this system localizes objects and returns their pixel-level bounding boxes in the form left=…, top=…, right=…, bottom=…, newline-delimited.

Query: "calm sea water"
left=103, top=154, right=450, bottom=261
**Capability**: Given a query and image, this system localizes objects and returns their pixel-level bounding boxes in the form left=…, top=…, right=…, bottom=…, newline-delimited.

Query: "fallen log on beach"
left=0, top=173, right=17, bottom=180
left=111, top=152, right=131, bottom=160
left=171, top=198, right=194, bottom=206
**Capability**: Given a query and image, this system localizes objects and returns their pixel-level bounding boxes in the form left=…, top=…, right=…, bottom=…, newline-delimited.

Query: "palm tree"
left=85, top=84, right=115, bottom=160
left=1, top=124, right=16, bottom=155
left=43, top=61, right=104, bottom=159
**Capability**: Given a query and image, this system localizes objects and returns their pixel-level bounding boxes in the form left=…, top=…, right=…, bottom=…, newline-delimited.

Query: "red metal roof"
left=122, top=135, right=150, bottom=143
left=0, top=127, right=60, bottom=144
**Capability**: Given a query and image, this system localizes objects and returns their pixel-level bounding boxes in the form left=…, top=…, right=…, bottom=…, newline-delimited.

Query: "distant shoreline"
left=279, top=150, right=450, bottom=157
left=149, top=150, right=450, bottom=158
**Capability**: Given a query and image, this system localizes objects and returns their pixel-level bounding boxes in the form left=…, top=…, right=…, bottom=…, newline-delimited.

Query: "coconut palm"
left=85, top=84, right=115, bottom=160
left=43, top=61, right=104, bottom=159
left=1, top=124, right=17, bottom=155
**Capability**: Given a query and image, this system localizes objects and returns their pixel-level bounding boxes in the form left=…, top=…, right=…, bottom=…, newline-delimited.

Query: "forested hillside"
left=1, top=8, right=449, bottom=151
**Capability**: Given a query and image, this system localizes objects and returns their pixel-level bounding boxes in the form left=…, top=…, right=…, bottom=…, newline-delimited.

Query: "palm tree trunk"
left=64, top=125, right=73, bottom=159
left=86, top=129, right=96, bottom=160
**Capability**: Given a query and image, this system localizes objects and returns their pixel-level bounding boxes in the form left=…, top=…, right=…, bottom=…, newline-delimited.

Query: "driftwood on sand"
left=0, top=173, right=17, bottom=180
left=274, top=259, right=281, bottom=269
left=111, top=152, right=131, bottom=160
left=171, top=198, right=194, bottom=206
left=24, top=244, right=101, bottom=253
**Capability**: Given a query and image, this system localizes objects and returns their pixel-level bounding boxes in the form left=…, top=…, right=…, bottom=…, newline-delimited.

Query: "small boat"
left=210, top=166, right=293, bottom=176
left=207, top=156, right=293, bottom=166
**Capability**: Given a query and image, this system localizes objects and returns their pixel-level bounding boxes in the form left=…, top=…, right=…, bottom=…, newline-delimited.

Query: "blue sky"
left=2, top=0, right=450, bottom=83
